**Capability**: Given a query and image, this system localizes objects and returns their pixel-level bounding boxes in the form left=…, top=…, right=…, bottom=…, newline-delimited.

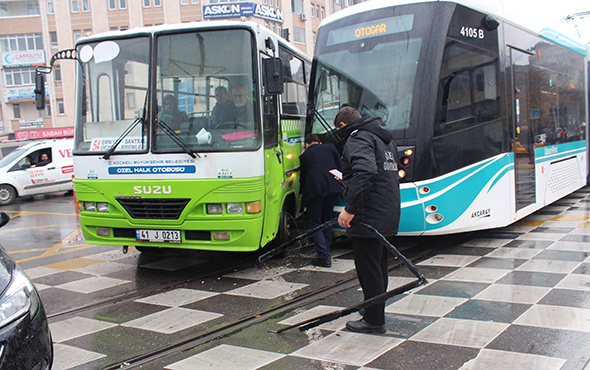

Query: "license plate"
left=136, top=229, right=181, bottom=242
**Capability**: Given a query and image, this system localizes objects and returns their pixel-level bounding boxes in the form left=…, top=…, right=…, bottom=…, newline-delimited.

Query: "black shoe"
left=346, top=319, right=386, bottom=334
left=311, top=258, right=331, bottom=268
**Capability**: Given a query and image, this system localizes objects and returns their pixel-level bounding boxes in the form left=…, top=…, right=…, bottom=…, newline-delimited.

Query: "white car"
left=0, top=139, right=74, bottom=205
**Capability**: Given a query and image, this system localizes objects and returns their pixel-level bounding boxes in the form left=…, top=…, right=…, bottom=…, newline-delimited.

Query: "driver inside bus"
left=229, top=84, right=254, bottom=130
left=210, top=86, right=237, bottom=128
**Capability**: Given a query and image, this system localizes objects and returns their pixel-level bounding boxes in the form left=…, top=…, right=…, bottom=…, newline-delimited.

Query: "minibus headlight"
left=213, top=232, right=230, bottom=240
left=96, top=228, right=110, bottom=236
left=207, top=203, right=223, bottom=214
left=96, top=202, right=109, bottom=213
left=84, top=202, right=96, bottom=212
left=246, top=201, right=262, bottom=214
left=226, top=203, right=243, bottom=214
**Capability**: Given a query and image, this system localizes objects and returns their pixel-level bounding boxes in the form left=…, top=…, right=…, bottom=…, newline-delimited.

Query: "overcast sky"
left=504, top=0, right=590, bottom=43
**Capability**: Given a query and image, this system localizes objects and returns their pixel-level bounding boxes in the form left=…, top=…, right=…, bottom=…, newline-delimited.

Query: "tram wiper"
left=154, top=118, right=199, bottom=158
left=307, top=102, right=339, bottom=144
left=102, top=116, right=144, bottom=160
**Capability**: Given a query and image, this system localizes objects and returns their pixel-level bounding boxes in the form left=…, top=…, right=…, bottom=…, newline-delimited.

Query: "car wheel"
left=0, top=185, right=16, bottom=206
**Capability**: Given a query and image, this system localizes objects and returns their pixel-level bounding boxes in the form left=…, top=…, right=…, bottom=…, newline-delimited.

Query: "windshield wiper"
left=307, top=102, right=339, bottom=144
left=154, top=118, right=199, bottom=158
left=102, top=116, right=144, bottom=160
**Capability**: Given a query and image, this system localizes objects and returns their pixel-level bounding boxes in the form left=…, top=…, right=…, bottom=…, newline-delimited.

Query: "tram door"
left=509, top=47, right=536, bottom=210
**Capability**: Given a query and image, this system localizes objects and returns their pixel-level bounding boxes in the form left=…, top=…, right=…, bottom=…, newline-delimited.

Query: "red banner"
left=14, top=127, right=74, bottom=140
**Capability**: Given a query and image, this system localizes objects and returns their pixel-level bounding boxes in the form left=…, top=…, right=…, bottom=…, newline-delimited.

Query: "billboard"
left=203, top=2, right=284, bottom=23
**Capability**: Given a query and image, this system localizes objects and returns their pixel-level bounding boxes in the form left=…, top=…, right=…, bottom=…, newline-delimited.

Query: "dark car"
left=0, top=212, right=53, bottom=369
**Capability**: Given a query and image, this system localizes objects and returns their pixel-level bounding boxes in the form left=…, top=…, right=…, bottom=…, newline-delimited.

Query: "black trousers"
left=351, top=236, right=390, bottom=325
left=306, top=194, right=338, bottom=260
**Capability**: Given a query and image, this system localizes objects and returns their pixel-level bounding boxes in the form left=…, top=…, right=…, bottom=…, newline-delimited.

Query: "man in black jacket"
left=334, top=106, right=400, bottom=334
left=299, top=134, right=341, bottom=268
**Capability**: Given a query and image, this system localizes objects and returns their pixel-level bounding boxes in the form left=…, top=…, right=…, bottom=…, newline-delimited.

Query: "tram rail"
left=100, top=233, right=469, bottom=369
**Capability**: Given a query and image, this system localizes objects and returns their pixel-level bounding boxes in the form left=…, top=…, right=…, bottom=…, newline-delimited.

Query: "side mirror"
left=0, top=212, right=9, bottom=228
left=35, top=71, right=46, bottom=110
left=263, top=58, right=284, bottom=95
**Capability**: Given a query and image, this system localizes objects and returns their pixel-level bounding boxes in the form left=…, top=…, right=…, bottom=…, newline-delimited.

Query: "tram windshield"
left=74, top=29, right=260, bottom=155
left=310, top=13, right=423, bottom=139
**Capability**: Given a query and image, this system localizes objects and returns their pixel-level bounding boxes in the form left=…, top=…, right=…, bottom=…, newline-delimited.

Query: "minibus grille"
left=116, top=197, right=190, bottom=219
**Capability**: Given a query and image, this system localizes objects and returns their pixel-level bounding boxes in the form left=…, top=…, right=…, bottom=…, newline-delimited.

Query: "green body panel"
left=75, top=177, right=269, bottom=252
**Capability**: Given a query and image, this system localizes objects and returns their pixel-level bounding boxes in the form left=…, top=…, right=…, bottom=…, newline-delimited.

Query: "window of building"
left=120, top=0, right=127, bottom=9
left=0, top=4, right=7, bottom=17
left=154, top=0, right=161, bottom=6
left=0, top=34, right=43, bottom=52
left=293, top=27, right=305, bottom=43
left=82, top=0, right=89, bottom=12
left=109, top=0, right=116, bottom=10
left=13, top=104, right=21, bottom=119
left=191, top=0, right=198, bottom=3
left=57, top=99, right=65, bottom=114
left=110, top=26, right=118, bottom=31
left=320, top=6, right=324, bottom=19
left=120, top=26, right=128, bottom=30
left=73, top=30, right=82, bottom=41
left=4, top=67, right=36, bottom=86
left=180, top=0, right=188, bottom=4
left=310, top=3, right=314, bottom=17
left=27, top=2, right=40, bottom=15
left=84, top=29, right=92, bottom=36
left=276, top=0, right=280, bottom=8
left=49, top=31, right=58, bottom=48
left=126, top=92, right=135, bottom=109
left=71, top=0, right=79, bottom=12
left=47, top=0, right=55, bottom=14
left=143, top=0, right=150, bottom=7
left=54, top=65, right=62, bottom=81
left=291, top=0, right=303, bottom=14
left=268, top=0, right=273, bottom=5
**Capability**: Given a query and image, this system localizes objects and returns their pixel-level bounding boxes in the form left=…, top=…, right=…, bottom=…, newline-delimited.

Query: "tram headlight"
left=206, top=203, right=223, bottom=214
left=398, top=169, right=406, bottom=178
left=246, top=201, right=262, bottom=214
left=84, top=202, right=96, bottom=212
left=227, top=203, right=243, bottom=214
left=96, top=202, right=110, bottom=213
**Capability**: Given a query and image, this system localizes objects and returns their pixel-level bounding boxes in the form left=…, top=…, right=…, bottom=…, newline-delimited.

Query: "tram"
left=36, top=22, right=311, bottom=251
left=307, top=0, right=589, bottom=235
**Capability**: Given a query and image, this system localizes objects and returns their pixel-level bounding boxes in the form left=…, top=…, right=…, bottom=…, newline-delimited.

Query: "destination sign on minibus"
left=326, top=14, right=414, bottom=46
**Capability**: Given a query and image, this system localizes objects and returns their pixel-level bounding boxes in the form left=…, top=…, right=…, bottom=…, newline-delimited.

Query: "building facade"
left=0, top=0, right=361, bottom=140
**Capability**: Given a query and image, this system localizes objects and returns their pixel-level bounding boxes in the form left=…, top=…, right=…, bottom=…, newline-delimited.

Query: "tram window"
left=435, top=40, right=500, bottom=136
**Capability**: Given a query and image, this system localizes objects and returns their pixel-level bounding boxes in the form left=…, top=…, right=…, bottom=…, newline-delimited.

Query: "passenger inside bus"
left=158, top=94, right=188, bottom=133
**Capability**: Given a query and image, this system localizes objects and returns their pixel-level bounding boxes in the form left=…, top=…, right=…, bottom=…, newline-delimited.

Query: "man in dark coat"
left=334, top=106, right=400, bottom=333
left=299, top=134, right=342, bottom=268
